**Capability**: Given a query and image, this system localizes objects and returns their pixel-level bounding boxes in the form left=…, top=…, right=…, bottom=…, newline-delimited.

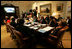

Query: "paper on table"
left=43, top=27, right=54, bottom=31
left=38, top=26, right=54, bottom=33
left=38, top=29, right=46, bottom=33
left=41, top=24, right=46, bottom=26
left=33, top=27, right=38, bottom=30
left=30, top=26, right=34, bottom=28
left=24, top=24, right=31, bottom=27
left=30, top=26, right=38, bottom=30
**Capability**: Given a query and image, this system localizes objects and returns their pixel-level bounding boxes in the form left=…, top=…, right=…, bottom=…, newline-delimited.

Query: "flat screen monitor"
left=4, top=7, right=15, bottom=13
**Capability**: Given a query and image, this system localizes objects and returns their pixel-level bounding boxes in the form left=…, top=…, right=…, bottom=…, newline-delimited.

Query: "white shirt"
left=67, top=19, right=69, bottom=23
left=15, top=19, right=18, bottom=23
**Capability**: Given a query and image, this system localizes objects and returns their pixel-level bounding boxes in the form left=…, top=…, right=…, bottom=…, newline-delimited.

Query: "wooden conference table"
left=24, top=22, right=54, bottom=37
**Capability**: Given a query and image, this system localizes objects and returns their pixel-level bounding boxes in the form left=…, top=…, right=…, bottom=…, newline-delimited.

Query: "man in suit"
left=15, top=19, right=37, bottom=48
left=16, top=19, right=30, bottom=37
left=66, top=16, right=71, bottom=25
left=10, top=18, right=17, bottom=28
left=33, top=9, right=37, bottom=17
left=66, top=16, right=71, bottom=32
left=58, top=15, right=63, bottom=21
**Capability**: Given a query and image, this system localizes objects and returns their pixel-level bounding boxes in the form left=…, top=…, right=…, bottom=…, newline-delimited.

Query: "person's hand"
left=22, top=37, right=29, bottom=40
left=4, top=20, right=6, bottom=24
left=60, top=29, right=64, bottom=32
left=60, top=26, right=69, bottom=32
left=67, top=24, right=69, bottom=26
left=51, top=31, right=53, bottom=33
left=50, top=35, right=57, bottom=38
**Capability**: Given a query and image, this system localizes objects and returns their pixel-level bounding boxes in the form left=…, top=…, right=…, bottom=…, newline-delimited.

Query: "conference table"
left=24, top=22, right=55, bottom=37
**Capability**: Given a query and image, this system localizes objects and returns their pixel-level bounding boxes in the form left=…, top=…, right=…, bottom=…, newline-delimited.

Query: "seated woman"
left=49, top=20, right=69, bottom=39
left=45, top=15, right=50, bottom=24
left=10, top=18, right=17, bottom=28
left=49, top=16, right=58, bottom=27
left=40, top=16, right=47, bottom=24
left=42, top=20, right=69, bottom=48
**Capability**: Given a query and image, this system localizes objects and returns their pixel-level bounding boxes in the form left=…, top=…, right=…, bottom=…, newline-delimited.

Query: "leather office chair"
left=42, top=26, right=69, bottom=48
left=6, top=24, right=10, bottom=32
left=13, top=30, right=30, bottom=48
left=47, top=31, right=64, bottom=48
left=7, top=24, right=16, bottom=40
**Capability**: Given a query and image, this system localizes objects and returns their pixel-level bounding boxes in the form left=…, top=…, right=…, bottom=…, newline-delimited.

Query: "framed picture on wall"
left=67, top=6, right=71, bottom=13
left=40, top=4, right=51, bottom=13
left=56, top=3, right=63, bottom=12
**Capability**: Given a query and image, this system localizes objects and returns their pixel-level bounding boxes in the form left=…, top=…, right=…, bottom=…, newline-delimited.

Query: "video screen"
left=4, top=7, right=15, bottom=13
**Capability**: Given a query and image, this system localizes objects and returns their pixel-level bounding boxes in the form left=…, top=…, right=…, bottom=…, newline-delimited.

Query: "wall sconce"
left=52, top=12, right=57, bottom=16
left=52, top=12, right=59, bottom=19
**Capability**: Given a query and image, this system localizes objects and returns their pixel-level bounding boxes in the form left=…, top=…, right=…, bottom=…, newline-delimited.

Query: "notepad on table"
left=38, top=26, right=54, bottom=33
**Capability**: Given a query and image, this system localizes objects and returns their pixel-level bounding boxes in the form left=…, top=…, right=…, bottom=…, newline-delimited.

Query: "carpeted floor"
left=1, top=25, right=71, bottom=48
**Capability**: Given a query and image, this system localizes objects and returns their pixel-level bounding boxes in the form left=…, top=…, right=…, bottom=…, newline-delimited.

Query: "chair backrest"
left=56, top=31, right=65, bottom=42
left=13, top=30, right=24, bottom=45
left=6, top=24, right=10, bottom=32
left=13, top=30, right=23, bottom=38
left=9, top=25, right=15, bottom=30
left=56, top=26, right=69, bottom=44
left=8, top=25, right=15, bottom=33
left=6, top=24, right=16, bottom=39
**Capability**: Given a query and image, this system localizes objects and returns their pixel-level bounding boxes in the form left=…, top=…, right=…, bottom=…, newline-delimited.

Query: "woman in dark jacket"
left=40, top=16, right=47, bottom=24
left=49, top=16, right=58, bottom=27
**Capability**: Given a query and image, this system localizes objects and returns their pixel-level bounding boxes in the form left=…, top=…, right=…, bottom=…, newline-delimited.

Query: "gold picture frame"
left=40, top=4, right=52, bottom=15
left=56, top=3, right=63, bottom=12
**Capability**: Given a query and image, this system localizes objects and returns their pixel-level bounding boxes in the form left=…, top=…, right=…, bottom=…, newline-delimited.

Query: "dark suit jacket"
left=40, top=19, right=47, bottom=24
left=16, top=24, right=33, bottom=37
left=10, top=22, right=17, bottom=28
left=68, top=19, right=71, bottom=25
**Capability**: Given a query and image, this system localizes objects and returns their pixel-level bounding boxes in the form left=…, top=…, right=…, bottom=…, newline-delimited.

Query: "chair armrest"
left=50, top=35, right=58, bottom=39
left=22, top=37, right=29, bottom=40
left=59, top=26, right=69, bottom=32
